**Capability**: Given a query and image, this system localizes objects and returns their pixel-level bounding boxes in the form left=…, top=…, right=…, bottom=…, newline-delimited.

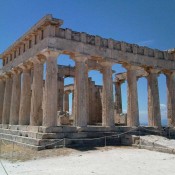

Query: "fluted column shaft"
left=0, top=78, right=5, bottom=123
left=10, top=71, right=21, bottom=125
left=64, top=92, right=69, bottom=112
left=74, top=55, right=89, bottom=127
left=57, top=76, right=64, bottom=112
left=19, top=68, right=31, bottom=125
left=147, top=70, right=161, bottom=127
left=115, top=80, right=124, bottom=124
left=126, top=66, right=139, bottom=126
left=166, top=72, right=175, bottom=127
left=30, top=62, right=43, bottom=126
left=101, top=63, right=114, bottom=127
left=43, top=52, right=59, bottom=127
left=71, top=90, right=74, bottom=117
left=2, top=75, right=12, bottom=124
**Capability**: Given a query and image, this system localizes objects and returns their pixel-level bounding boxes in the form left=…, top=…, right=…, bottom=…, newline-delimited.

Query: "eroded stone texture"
left=19, top=68, right=31, bottom=125
left=10, top=71, right=21, bottom=125
left=43, top=52, right=59, bottom=127
left=88, top=79, right=102, bottom=125
left=115, top=80, right=123, bottom=124
left=74, top=55, right=89, bottom=127
left=147, top=70, right=161, bottom=127
left=64, top=92, right=69, bottom=112
left=1, top=15, right=175, bottom=130
left=126, top=66, right=139, bottom=127
left=71, top=90, right=75, bottom=118
left=101, top=63, right=114, bottom=127
left=0, top=79, right=5, bottom=123
left=2, top=75, right=12, bottom=124
left=57, top=76, right=64, bottom=112
left=165, top=72, right=175, bottom=127
left=30, top=62, right=43, bottom=126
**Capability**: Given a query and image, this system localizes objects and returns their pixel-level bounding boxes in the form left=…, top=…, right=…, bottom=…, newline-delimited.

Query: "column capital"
left=29, top=55, right=45, bottom=64
left=18, top=61, right=33, bottom=71
left=11, top=67, right=22, bottom=75
left=41, top=50, right=61, bottom=59
left=3, top=72, right=12, bottom=79
left=99, top=61, right=114, bottom=67
left=64, top=90, right=71, bottom=94
left=163, top=70, right=175, bottom=76
left=115, top=78, right=125, bottom=85
left=0, top=76, right=5, bottom=82
left=123, top=63, right=140, bottom=71
left=145, top=67, right=161, bottom=74
left=73, top=53, right=90, bottom=62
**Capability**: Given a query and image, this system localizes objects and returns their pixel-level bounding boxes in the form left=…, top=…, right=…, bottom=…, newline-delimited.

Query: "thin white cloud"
left=137, top=39, right=154, bottom=46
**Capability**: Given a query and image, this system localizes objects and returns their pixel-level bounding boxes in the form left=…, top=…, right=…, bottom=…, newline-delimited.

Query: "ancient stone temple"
left=0, top=15, right=175, bottom=149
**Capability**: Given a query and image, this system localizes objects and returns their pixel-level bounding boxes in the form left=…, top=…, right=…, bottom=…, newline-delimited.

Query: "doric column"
left=147, top=69, right=161, bottom=127
left=125, top=65, right=139, bottom=127
left=64, top=91, right=69, bottom=112
left=57, top=76, right=64, bottom=112
left=73, top=55, right=89, bottom=127
left=165, top=71, right=175, bottom=127
left=19, top=66, right=32, bottom=125
left=115, top=79, right=124, bottom=123
left=30, top=59, right=44, bottom=126
left=0, top=77, right=5, bottom=123
left=9, top=69, right=21, bottom=125
left=42, top=51, right=59, bottom=127
left=101, top=62, right=114, bottom=127
left=2, top=74, right=13, bottom=124
left=71, top=90, right=75, bottom=117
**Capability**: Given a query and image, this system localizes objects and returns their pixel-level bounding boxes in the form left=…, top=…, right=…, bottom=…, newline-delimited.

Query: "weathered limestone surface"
left=115, top=80, right=123, bottom=124
left=57, top=76, right=64, bottom=112
left=43, top=52, right=59, bottom=127
left=10, top=71, right=21, bottom=125
left=88, top=79, right=102, bottom=125
left=0, top=79, right=5, bottom=123
left=64, top=92, right=69, bottom=112
left=30, top=62, right=43, bottom=126
left=74, top=55, right=89, bottom=127
left=19, top=68, right=31, bottom=125
left=2, top=75, right=12, bottom=124
left=101, top=63, right=114, bottom=127
left=147, top=70, right=161, bottom=127
left=0, top=15, right=175, bottom=130
left=126, top=66, right=139, bottom=126
left=166, top=72, right=175, bottom=127
left=71, top=90, right=74, bottom=118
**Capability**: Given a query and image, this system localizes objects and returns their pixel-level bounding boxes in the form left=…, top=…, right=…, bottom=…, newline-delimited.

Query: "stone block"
left=65, top=28, right=72, bottom=40
left=107, top=39, right=113, bottom=49
left=27, top=125, right=39, bottom=132
left=95, top=36, right=101, bottom=46
left=80, top=33, right=86, bottom=43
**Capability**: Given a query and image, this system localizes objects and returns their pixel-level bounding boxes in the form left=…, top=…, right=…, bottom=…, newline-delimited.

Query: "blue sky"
left=1, top=0, right=174, bottom=125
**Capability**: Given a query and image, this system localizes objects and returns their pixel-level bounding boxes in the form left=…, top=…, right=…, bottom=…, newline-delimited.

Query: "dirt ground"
left=1, top=142, right=175, bottom=175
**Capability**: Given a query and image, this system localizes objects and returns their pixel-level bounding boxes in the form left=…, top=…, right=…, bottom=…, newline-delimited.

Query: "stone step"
left=0, top=132, right=64, bottom=148
left=0, top=127, right=127, bottom=140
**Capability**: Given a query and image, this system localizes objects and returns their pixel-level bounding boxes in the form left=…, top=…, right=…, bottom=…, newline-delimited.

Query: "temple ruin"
left=0, top=14, right=175, bottom=149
